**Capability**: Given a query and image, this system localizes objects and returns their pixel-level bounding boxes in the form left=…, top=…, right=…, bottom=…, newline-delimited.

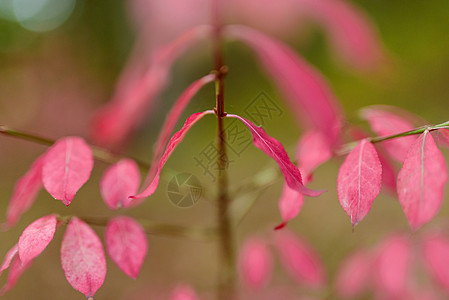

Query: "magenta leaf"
left=143, top=74, right=215, bottom=187
left=421, top=232, right=449, bottom=294
left=18, top=214, right=57, bottom=266
left=42, top=137, right=94, bottom=206
left=337, top=139, right=382, bottom=226
left=131, top=110, right=213, bottom=200
left=238, top=237, right=272, bottom=290
left=361, top=107, right=417, bottom=162
left=5, top=154, right=45, bottom=228
left=169, top=284, right=200, bottom=300
left=100, top=159, right=141, bottom=209
left=61, top=217, right=106, bottom=299
left=90, top=26, right=211, bottom=147
left=225, top=25, right=343, bottom=145
left=335, top=250, right=372, bottom=299
left=276, top=183, right=304, bottom=229
left=227, top=114, right=324, bottom=197
left=274, top=229, right=326, bottom=288
left=0, top=244, right=32, bottom=296
left=397, top=131, right=448, bottom=230
left=105, top=216, right=148, bottom=279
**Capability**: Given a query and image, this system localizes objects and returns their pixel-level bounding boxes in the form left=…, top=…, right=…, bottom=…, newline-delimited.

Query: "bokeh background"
left=1, top=0, right=449, bottom=299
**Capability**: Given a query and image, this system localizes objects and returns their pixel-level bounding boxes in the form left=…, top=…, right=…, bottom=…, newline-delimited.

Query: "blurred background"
left=0, top=0, right=449, bottom=299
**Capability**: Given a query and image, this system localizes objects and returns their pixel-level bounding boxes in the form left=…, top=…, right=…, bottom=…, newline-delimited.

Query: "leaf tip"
left=274, top=222, right=287, bottom=230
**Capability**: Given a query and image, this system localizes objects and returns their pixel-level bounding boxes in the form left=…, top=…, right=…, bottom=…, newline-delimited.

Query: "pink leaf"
left=100, top=159, right=141, bottom=209
left=274, top=229, right=326, bottom=288
left=421, top=232, right=449, bottom=294
left=105, top=216, right=147, bottom=279
left=143, top=74, right=215, bottom=187
left=42, top=137, right=94, bottom=206
left=276, top=183, right=304, bottom=229
left=0, top=244, right=32, bottom=296
left=227, top=114, right=324, bottom=197
left=61, top=217, right=106, bottom=299
left=5, top=154, right=45, bottom=228
left=18, top=214, right=57, bottom=266
left=361, top=107, right=417, bottom=162
left=225, top=25, right=343, bottom=146
left=90, top=26, right=211, bottom=147
left=0, top=245, right=18, bottom=277
left=169, top=284, right=200, bottom=300
left=377, top=145, right=398, bottom=193
left=130, top=110, right=213, bottom=201
left=397, top=131, right=448, bottom=230
left=435, top=128, right=449, bottom=149
left=335, top=250, right=372, bottom=299
left=337, top=139, right=382, bottom=226
left=238, top=237, right=272, bottom=290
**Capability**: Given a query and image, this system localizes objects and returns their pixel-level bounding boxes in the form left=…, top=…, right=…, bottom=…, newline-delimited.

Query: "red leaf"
left=277, top=183, right=304, bottom=228
left=0, top=244, right=32, bottom=296
left=227, top=114, right=324, bottom=197
left=90, top=26, right=211, bottom=147
left=100, top=159, right=141, bottom=209
left=18, top=214, right=57, bottom=265
left=397, top=131, right=448, bottom=230
left=61, top=217, right=106, bottom=299
left=274, top=230, right=326, bottom=288
left=421, top=232, right=449, bottom=294
left=337, top=139, right=382, bottom=226
left=361, top=107, right=417, bottom=162
left=105, top=216, right=148, bottom=279
left=169, top=284, right=200, bottom=300
left=5, top=154, right=45, bottom=228
left=335, top=250, right=372, bottom=299
left=131, top=110, right=213, bottom=200
left=238, top=237, right=272, bottom=290
left=143, top=74, right=215, bottom=187
left=42, top=137, right=94, bottom=206
left=225, top=25, right=343, bottom=146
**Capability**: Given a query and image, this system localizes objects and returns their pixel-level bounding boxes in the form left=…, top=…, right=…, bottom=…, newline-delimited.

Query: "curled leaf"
left=0, top=244, right=32, bottom=296
left=238, top=237, right=272, bottom=290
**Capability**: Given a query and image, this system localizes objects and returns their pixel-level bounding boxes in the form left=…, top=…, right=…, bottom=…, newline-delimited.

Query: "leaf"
left=276, top=183, right=304, bottom=230
left=18, top=214, right=57, bottom=265
left=337, top=139, right=382, bottom=226
left=335, top=250, right=371, bottom=299
left=0, top=245, right=18, bottom=277
left=5, top=154, right=45, bottom=228
left=90, top=25, right=211, bottom=147
left=227, top=114, right=324, bottom=197
left=361, top=107, right=417, bottom=162
left=42, top=137, right=94, bottom=206
left=169, top=284, right=200, bottom=300
left=100, top=159, right=141, bottom=209
left=61, top=217, right=106, bottom=299
left=130, top=110, right=213, bottom=200
left=238, top=237, right=272, bottom=290
left=143, top=74, right=215, bottom=187
left=397, top=131, right=448, bottom=230
left=0, top=244, right=32, bottom=296
left=105, top=216, right=148, bottom=279
left=421, top=232, right=449, bottom=294
left=274, top=229, right=326, bottom=288
left=225, top=25, right=343, bottom=146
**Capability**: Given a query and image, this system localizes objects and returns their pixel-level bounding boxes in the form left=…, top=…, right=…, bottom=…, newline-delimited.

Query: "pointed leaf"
left=105, top=216, right=148, bottom=279
left=335, top=250, right=372, bottom=299
left=0, top=245, right=18, bottom=278
left=421, top=232, right=449, bottom=294
left=0, top=253, right=31, bottom=296
left=397, top=131, right=448, bottom=230
left=131, top=110, right=213, bottom=200
left=227, top=114, right=324, bottom=197
left=169, top=284, right=200, bottom=300
left=274, top=229, right=326, bottom=288
left=238, top=237, right=272, bottom=290
left=100, top=159, right=141, bottom=209
left=61, top=217, right=106, bottom=299
left=5, top=154, right=45, bottom=228
left=42, top=137, right=94, bottom=206
left=276, top=183, right=304, bottom=229
left=18, top=214, right=57, bottom=265
left=225, top=25, right=343, bottom=145
left=337, top=139, right=382, bottom=226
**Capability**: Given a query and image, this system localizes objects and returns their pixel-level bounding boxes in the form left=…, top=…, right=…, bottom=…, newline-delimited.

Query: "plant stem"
left=212, top=0, right=235, bottom=299
left=0, top=125, right=150, bottom=170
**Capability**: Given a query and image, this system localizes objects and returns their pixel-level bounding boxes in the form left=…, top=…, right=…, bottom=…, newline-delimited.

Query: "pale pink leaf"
left=373, top=234, right=412, bottom=298
left=143, top=74, right=215, bottom=187
left=238, top=237, right=272, bottom=290
left=361, top=107, right=417, bottom=162
left=397, top=131, right=448, bottom=230
left=227, top=114, right=324, bottom=197
left=61, top=217, right=106, bottom=299
left=100, top=159, right=141, bottom=209
left=225, top=25, right=343, bottom=145
left=105, top=216, right=147, bottom=279
left=131, top=110, right=213, bottom=200
left=421, top=232, right=449, bottom=294
left=5, top=154, right=45, bottom=228
left=18, top=214, right=57, bottom=265
left=274, top=230, right=326, bottom=288
left=169, top=284, right=200, bottom=300
left=42, top=137, right=94, bottom=206
left=90, top=25, right=211, bottom=147
left=0, top=253, right=32, bottom=296
left=337, top=139, right=382, bottom=226
left=0, top=244, right=18, bottom=278
left=276, top=183, right=304, bottom=230
left=335, top=250, right=372, bottom=298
